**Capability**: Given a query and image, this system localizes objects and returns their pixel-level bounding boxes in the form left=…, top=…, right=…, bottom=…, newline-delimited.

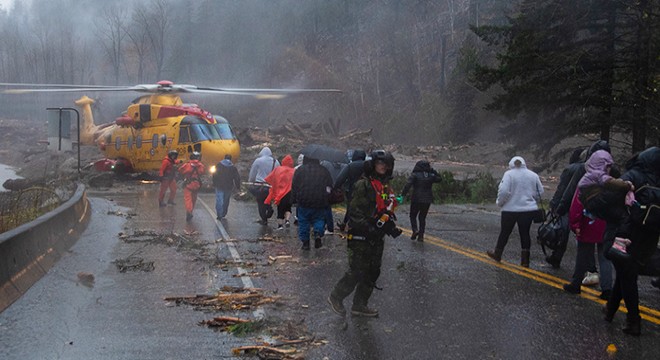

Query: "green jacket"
left=348, top=177, right=380, bottom=236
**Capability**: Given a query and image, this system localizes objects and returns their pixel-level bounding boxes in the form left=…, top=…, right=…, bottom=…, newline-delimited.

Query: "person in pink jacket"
left=264, top=154, right=295, bottom=229
left=563, top=186, right=613, bottom=299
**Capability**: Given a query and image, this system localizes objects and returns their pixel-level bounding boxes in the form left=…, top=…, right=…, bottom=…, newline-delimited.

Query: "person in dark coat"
left=212, top=154, right=241, bottom=220
left=291, top=155, right=333, bottom=250
left=401, top=160, right=442, bottom=242
left=333, top=149, right=367, bottom=231
left=546, top=140, right=613, bottom=268
left=321, top=160, right=347, bottom=235
left=604, top=146, right=660, bottom=336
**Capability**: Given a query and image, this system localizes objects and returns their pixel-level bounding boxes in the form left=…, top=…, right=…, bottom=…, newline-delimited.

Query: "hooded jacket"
left=550, top=147, right=585, bottom=210
left=401, top=160, right=442, bottom=204
left=212, top=158, right=241, bottom=191
left=333, top=149, right=367, bottom=195
left=496, top=156, right=544, bottom=212
left=248, top=147, right=280, bottom=183
left=264, top=155, right=295, bottom=205
left=556, top=140, right=615, bottom=215
left=619, top=146, right=660, bottom=264
left=291, top=156, right=333, bottom=208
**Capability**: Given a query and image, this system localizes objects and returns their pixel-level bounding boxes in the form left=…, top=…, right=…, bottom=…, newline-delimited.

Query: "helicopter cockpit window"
left=152, top=134, right=158, bottom=148
left=179, top=126, right=191, bottom=143
left=213, top=123, right=236, bottom=140
left=189, top=125, right=212, bottom=142
left=136, top=135, right=142, bottom=148
left=115, top=136, right=121, bottom=151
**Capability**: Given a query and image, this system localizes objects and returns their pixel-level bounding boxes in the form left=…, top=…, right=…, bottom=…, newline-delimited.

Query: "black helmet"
left=190, top=151, right=201, bottom=160
left=167, top=150, right=178, bottom=159
left=364, top=149, right=394, bottom=178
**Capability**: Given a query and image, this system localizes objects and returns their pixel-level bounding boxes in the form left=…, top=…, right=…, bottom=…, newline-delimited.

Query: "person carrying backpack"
left=603, top=146, right=660, bottom=336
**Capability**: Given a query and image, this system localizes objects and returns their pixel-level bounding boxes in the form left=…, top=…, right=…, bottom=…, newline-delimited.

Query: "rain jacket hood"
left=578, top=150, right=613, bottom=188
left=220, top=158, right=233, bottom=167
left=249, top=146, right=280, bottom=183
left=626, top=146, right=660, bottom=178
left=508, top=156, right=527, bottom=169
left=412, top=160, right=432, bottom=173
left=264, top=154, right=294, bottom=205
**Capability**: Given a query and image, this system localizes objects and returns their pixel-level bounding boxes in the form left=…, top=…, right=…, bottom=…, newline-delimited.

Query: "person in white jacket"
left=487, top=156, right=544, bottom=267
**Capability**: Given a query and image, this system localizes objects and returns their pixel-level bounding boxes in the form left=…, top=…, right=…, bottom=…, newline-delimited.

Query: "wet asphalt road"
left=1, top=183, right=659, bottom=360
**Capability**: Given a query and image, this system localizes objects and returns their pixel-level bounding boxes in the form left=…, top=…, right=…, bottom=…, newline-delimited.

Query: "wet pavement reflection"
left=0, top=183, right=658, bottom=359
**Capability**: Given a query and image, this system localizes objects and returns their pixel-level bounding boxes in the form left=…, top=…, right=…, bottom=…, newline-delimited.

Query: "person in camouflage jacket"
left=328, top=150, right=399, bottom=317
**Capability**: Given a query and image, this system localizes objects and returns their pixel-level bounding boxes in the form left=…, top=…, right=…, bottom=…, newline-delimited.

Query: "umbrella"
left=300, top=144, right=348, bottom=164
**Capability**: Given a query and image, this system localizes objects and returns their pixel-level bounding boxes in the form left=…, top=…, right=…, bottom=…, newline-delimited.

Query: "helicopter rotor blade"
left=1, top=81, right=342, bottom=96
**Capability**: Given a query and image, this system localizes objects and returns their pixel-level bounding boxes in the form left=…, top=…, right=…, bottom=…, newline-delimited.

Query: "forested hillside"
left=0, top=0, right=657, bottom=153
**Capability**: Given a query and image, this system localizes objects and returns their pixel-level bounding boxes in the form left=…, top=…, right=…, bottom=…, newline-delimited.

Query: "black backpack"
left=630, top=184, right=660, bottom=229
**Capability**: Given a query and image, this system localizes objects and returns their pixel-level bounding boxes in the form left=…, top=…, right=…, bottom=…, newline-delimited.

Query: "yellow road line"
left=400, top=228, right=660, bottom=325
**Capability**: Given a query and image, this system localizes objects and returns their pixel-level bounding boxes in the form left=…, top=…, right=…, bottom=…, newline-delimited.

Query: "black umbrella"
left=300, top=144, right=348, bottom=164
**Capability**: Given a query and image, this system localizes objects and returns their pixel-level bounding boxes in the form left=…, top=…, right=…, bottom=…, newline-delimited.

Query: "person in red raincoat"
left=178, top=152, right=205, bottom=221
left=158, top=150, right=180, bottom=207
left=264, top=154, right=295, bottom=229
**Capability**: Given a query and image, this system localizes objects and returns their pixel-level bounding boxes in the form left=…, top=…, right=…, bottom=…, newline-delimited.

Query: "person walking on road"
left=563, top=181, right=612, bottom=299
left=178, top=151, right=205, bottom=221
left=321, top=159, right=347, bottom=235
left=487, top=156, right=543, bottom=268
left=329, top=150, right=401, bottom=317
left=604, top=146, right=660, bottom=336
left=401, top=160, right=442, bottom=242
left=333, top=149, right=367, bottom=231
left=291, top=155, right=333, bottom=250
left=547, top=140, right=614, bottom=268
left=248, top=147, right=280, bottom=225
left=211, top=154, right=241, bottom=220
left=264, top=154, right=295, bottom=229
left=158, top=150, right=180, bottom=207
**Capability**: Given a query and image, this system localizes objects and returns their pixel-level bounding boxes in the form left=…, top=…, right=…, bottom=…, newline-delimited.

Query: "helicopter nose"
left=199, top=140, right=240, bottom=171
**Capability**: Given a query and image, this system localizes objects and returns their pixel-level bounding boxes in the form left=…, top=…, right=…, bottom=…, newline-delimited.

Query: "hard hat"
left=168, top=150, right=178, bottom=159
left=190, top=151, right=201, bottom=160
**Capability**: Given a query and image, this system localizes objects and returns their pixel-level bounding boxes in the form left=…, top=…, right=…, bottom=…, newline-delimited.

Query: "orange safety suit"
left=178, top=159, right=205, bottom=215
left=158, top=156, right=178, bottom=204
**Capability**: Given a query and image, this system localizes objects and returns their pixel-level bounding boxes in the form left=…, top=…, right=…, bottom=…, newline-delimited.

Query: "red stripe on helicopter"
left=157, top=106, right=216, bottom=124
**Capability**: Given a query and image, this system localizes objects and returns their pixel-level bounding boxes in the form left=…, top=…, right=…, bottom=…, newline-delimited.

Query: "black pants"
left=609, top=260, right=640, bottom=320
left=331, top=238, right=384, bottom=308
left=495, top=210, right=536, bottom=251
left=250, top=185, right=271, bottom=221
left=409, top=202, right=431, bottom=235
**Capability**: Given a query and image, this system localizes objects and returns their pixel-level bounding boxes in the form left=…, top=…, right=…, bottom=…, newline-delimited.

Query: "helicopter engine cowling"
left=115, top=115, right=136, bottom=127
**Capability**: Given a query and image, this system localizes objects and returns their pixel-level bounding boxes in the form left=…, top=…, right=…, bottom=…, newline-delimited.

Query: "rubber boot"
left=521, top=249, right=530, bottom=268
left=487, top=248, right=503, bottom=262
left=622, top=315, right=641, bottom=336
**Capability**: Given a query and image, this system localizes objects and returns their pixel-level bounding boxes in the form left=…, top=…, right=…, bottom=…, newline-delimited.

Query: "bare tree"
left=132, top=0, right=171, bottom=80
left=96, top=5, right=126, bottom=85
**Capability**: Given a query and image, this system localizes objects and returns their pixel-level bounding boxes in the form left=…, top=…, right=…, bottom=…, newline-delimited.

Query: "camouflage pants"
left=331, top=237, right=384, bottom=308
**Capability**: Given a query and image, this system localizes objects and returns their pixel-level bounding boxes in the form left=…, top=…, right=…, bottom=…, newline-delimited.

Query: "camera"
left=381, top=220, right=402, bottom=238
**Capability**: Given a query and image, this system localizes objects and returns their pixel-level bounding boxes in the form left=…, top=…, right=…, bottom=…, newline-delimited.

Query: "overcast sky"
left=0, top=0, right=14, bottom=11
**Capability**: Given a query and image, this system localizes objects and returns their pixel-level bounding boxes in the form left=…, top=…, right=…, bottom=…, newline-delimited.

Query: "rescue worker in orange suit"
left=178, top=152, right=205, bottom=221
left=159, top=150, right=180, bottom=207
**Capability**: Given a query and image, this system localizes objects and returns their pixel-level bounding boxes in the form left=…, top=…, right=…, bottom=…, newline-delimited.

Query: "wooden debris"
left=268, top=255, right=293, bottom=262
left=199, top=316, right=249, bottom=329
left=164, top=286, right=278, bottom=311
left=232, top=345, right=296, bottom=356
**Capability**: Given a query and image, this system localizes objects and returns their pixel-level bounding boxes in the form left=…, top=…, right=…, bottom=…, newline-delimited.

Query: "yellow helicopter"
left=2, top=80, right=340, bottom=173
